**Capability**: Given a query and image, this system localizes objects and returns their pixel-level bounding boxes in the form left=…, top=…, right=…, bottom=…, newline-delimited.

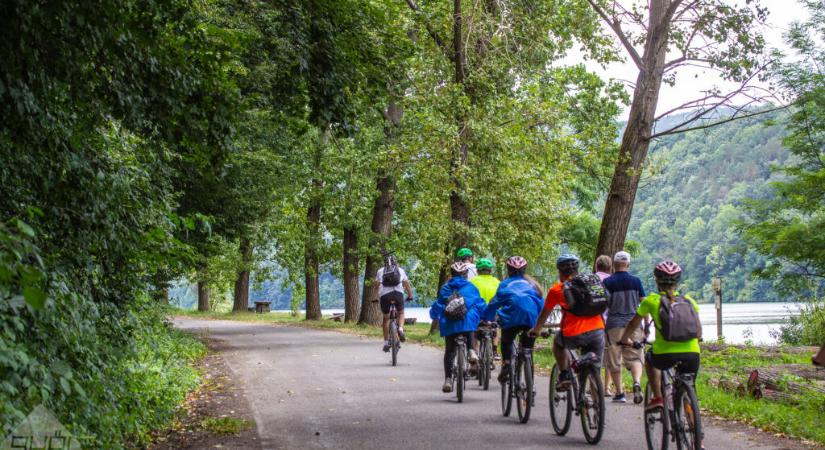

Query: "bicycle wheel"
left=644, top=382, right=668, bottom=450
left=456, top=345, right=465, bottom=403
left=501, top=363, right=514, bottom=416
left=516, top=356, right=533, bottom=423
left=674, top=384, right=702, bottom=450
left=549, top=364, right=572, bottom=436
left=390, top=320, right=398, bottom=367
left=580, top=367, right=605, bottom=444
left=482, top=338, right=493, bottom=391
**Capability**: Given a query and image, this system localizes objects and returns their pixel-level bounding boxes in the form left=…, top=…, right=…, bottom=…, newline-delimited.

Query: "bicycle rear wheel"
left=644, top=382, right=668, bottom=450
left=580, top=367, right=605, bottom=444
left=501, top=363, right=514, bottom=416
left=674, top=384, right=702, bottom=450
left=456, top=346, right=465, bottom=403
left=482, top=338, right=493, bottom=391
left=549, top=364, right=572, bottom=436
left=390, top=320, right=399, bottom=367
left=516, top=356, right=533, bottom=423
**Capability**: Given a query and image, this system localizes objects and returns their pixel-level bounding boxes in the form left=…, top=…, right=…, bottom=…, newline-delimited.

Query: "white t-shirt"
left=376, top=266, right=409, bottom=297
left=466, top=263, right=478, bottom=281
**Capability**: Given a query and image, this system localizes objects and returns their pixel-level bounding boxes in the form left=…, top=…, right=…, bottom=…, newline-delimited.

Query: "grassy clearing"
left=173, top=308, right=825, bottom=445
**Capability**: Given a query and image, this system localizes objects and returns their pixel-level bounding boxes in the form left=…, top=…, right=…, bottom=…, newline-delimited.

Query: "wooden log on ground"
left=750, top=387, right=796, bottom=404
left=747, top=368, right=825, bottom=397
left=329, top=313, right=345, bottom=322
left=814, top=342, right=825, bottom=367
left=404, top=318, right=417, bottom=325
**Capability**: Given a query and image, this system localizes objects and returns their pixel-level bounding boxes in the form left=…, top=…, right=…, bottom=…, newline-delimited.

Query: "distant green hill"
left=626, top=112, right=790, bottom=302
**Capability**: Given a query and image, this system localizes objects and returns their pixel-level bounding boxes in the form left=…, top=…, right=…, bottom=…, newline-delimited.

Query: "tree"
left=740, top=0, right=825, bottom=294
left=587, top=0, right=772, bottom=258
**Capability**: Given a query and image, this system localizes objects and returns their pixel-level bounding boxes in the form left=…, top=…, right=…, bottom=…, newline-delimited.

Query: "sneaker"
left=498, top=366, right=510, bottom=384
left=382, top=343, right=390, bottom=352
left=493, top=352, right=501, bottom=361
left=633, top=382, right=643, bottom=404
left=646, top=396, right=664, bottom=411
left=612, top=393, right=627, bottom=403
left=468, top=349, right=479, bottom=363
left=442, top=378, right=453, bottom=393
left=556, top=370, right=572, bottom=391
left=398, top=328, right=406, bottom=342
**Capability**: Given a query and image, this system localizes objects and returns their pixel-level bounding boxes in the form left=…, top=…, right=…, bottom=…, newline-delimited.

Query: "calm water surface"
left=297, top=302, right=802, bottom=345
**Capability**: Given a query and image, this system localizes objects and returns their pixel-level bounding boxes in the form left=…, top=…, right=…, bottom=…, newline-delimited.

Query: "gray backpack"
left=658, top=295, right=700, bottom=342
left=444, top=290, right=467, bottom=321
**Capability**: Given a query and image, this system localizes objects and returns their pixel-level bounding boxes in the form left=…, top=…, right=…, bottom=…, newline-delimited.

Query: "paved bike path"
left=174, top=318, right=804, bottom=450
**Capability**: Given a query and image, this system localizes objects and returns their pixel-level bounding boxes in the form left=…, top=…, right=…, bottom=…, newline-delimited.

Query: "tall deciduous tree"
left=587, top=0, right=772, bottom=257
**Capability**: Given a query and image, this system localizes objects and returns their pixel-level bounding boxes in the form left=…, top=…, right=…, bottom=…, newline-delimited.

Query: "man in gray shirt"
left=602, top=251, right=647, bottom=404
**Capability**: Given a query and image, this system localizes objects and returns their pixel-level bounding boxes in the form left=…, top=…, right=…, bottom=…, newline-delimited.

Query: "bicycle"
left=623, top=341, right=703, bottom=450
left=451, top=334, right=471, bottom=403
left=372, top=297, right=409, bottom=366
left=476, top=321, right=497, bottom=391
left=547, top=332, right=605, bottom=445
left=501, top=329, right=535, bottom=423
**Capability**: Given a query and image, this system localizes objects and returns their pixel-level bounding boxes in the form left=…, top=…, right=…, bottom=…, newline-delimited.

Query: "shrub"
left=778, top=300, right=825, bottom=346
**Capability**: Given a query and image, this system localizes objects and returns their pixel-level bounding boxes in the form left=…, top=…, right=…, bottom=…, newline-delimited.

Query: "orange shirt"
left=544, top=281, right=604, bottom=337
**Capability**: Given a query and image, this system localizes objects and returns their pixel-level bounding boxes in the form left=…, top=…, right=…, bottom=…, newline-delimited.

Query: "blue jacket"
left=430, top=277, right=485, bottom=337
left=482, top=276, right=543, bottom=329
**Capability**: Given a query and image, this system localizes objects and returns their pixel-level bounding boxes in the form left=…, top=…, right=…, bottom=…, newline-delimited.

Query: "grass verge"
left=173, top=308, right=825, bottom=445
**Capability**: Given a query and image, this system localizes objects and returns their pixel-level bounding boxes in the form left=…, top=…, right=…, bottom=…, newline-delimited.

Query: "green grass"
left=173, top=308, right=825, bottom=445
left=200, top=416, right=254, bottom=436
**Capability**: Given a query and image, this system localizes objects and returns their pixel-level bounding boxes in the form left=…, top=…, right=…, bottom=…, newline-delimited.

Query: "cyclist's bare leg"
left=646, top=361, right=662, bottom=399
left=382, top=314, right=390, bottom=341
left=397, top=311, right=405, bottom=333
left=553, top=341, right=570, bottom=371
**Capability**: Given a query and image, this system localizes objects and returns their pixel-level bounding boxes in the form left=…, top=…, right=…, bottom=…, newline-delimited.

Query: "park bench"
left=254, top=301, right=271, bottom=314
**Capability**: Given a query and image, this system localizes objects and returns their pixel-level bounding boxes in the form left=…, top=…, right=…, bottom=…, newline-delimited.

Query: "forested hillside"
left=628, top=114, right=790, bottom=302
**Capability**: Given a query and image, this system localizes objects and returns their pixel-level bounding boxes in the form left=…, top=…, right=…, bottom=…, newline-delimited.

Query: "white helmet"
left=450, top=261, right=469, bottom=274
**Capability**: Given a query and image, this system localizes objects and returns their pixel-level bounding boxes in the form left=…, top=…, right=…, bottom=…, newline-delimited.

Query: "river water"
left=295, top=302, right=802, bottom=345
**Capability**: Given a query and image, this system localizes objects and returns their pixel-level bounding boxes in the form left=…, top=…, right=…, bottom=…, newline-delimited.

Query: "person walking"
left=594, top=254, right=614, bottom=396
left=603, top=251, right=647, bottom=404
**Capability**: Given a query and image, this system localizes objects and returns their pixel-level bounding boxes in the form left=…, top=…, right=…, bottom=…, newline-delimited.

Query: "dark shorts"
left=554, top=329, right=605, bottom=363
left=380, top=291, right=405, bottom=314
left=647, top=351, right=700, bottom=374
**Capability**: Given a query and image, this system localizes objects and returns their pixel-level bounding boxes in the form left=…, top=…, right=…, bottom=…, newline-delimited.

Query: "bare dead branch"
left=649, top=104, right=789, bottom=139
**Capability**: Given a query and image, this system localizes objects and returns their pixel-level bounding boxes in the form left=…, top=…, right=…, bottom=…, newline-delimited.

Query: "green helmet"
left=456, top=247, right=474, bottom=258
left=476, top=258, right=494, bottom=270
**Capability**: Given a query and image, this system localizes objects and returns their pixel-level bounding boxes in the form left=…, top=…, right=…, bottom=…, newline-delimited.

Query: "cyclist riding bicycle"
left=472, top=258, right=501, bottom=359
left=373, top=254, right=415, bottom=352
left=531, top=254, right=605, bottom=390
left=456, top=247, right=478, bottom=280
left=482, top=256, right=543, bottom=384
left=430, top=262, right=486, bottom=393
left=619, top=260, right=702, bottom=412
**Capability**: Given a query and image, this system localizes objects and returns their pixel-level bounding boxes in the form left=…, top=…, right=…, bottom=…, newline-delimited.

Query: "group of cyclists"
left=377, top=247, right=704, bottom=447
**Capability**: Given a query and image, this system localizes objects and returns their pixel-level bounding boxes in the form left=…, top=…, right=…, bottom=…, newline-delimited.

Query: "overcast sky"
left=565, top=0, right=810, bottom=118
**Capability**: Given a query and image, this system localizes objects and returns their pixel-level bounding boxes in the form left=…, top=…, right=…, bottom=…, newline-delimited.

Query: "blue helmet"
left=556, top=254, right=579, bottom=275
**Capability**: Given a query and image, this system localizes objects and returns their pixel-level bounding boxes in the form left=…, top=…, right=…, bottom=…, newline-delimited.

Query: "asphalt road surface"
left=174, top=318, right=801, bottom=450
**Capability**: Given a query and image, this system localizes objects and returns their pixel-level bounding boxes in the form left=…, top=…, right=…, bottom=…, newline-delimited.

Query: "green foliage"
left=200, top=416, right=253, bottom=436
left=739, top=0, right=825, bottom=295
left=777, top=300, right=825, bottom=345
left=628, top=113, right=790, bottom=301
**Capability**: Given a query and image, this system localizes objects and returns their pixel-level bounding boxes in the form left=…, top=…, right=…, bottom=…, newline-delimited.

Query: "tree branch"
left=586, top=0, right=643, bottom=69
left=649, top=104, right=789, bottom=139
left=404, top=0, right=452, bottom=59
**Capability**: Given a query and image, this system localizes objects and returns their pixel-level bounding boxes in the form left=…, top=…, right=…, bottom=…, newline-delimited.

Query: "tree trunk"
left=429, top=243, right=452, bottom=335
left=197, top=280, right=210, bottom=312
left=305, top=137, right=325, bottom=321
left=343, top=226, right=360, bottom=322
left=595, top=0, right=673, bottom=259
left=449, top=0, right=472, bottom=247
left=232, top=237, right=252, bottom=312
left=358, top=174, right=395, bottom=326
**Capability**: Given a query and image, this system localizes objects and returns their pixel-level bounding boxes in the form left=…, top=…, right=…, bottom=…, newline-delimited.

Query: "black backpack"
left=562, top=273, right=608, bottom=317
left=658, top=294, right=700, bottom=342
left=444, top=290, right=468, bottom=321
left=381, top=258, right=402, bottom=287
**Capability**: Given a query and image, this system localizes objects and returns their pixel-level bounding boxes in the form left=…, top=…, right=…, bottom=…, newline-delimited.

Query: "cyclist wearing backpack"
left=430, top=262, right=486, bottom=393
left=482, top=256, right=543, bottom=384
left=530, top=254, right=606, bottom=390
left=471, top=258, right=501, bottom=358
left=456, top=248, right=478, bottom=280
left=619, top=260, right=702, bottom=411
left=373, top=254, right=414, bottom=352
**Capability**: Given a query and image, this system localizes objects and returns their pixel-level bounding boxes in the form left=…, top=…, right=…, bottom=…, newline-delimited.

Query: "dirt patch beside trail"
left=151, top=339, right=261, bottom=450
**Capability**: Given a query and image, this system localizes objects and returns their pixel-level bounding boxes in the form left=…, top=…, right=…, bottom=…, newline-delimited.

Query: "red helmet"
left=506, top=256, right=528, bottom=270
left=654, top=260, right=682, bottom=284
